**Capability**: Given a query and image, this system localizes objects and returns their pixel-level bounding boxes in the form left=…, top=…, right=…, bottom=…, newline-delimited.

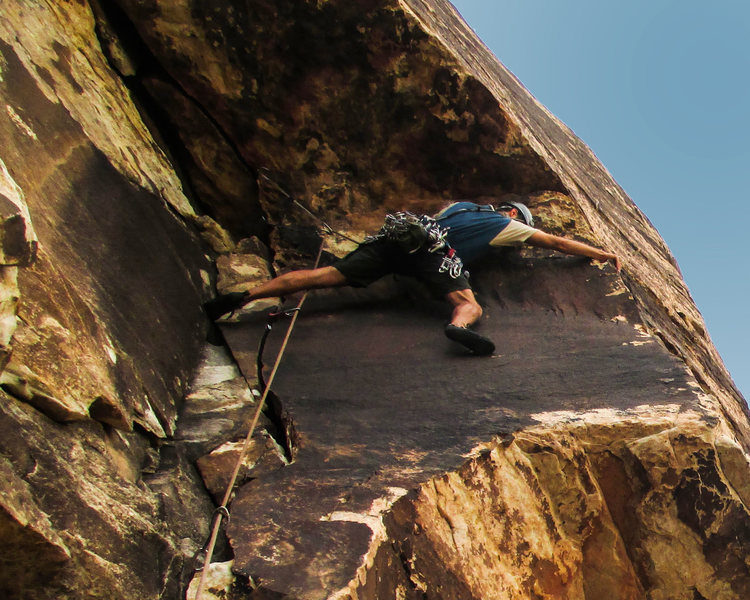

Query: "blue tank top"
left=436, top=202, right=512, bottom=263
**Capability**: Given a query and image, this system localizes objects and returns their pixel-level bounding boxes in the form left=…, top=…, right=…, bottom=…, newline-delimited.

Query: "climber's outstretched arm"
left=525, top=231, right=622, bottom=271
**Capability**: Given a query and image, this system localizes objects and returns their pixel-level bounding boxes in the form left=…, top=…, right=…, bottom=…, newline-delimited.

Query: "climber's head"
left=497, top=201, right=534, bottom=227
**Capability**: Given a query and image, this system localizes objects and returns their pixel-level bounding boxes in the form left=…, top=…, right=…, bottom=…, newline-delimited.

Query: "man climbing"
left=205, top=200, right=621, bottom=356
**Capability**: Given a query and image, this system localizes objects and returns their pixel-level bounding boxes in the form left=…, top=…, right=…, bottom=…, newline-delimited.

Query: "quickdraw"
left=193, top=506, right=231, bottom=572
left=256, top=307, right=301, bottom=392
left=365, top=211, right=448, bottom=254
left=439, top=247, right=465, bottom=279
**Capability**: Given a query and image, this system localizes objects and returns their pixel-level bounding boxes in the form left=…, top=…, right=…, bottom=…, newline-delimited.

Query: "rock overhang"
left=111, top=0, right=747, bottom=442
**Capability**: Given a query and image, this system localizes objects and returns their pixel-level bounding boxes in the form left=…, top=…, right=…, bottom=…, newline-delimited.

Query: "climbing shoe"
left=204, top=291, right=250, bottom=320
left=444, top=324, right=495, bottom=356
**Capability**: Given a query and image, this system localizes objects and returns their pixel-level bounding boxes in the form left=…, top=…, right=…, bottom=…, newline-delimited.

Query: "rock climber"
left=205, top=200, right=621, bottom=356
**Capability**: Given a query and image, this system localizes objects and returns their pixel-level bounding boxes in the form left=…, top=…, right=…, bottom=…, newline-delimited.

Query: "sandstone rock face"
left=384, top=410, right=750, bottom=600
left=0, top=1, right=215, bottom=598
left=0, top=1, right=749, bottom=600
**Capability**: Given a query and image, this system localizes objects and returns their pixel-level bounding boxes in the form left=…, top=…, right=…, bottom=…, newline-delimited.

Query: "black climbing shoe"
left=204, top=291, right=250, bottom=321
left=444, top=324, right=495, bottom=356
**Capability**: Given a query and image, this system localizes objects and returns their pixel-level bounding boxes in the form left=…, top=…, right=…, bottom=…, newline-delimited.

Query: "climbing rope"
left=194, top=172, right=366, bottom=598
left=193, top=242, right=327, bottom=600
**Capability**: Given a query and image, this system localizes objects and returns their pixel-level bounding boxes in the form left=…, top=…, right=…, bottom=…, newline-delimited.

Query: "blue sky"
left=450, top=0, right=749, bottom=400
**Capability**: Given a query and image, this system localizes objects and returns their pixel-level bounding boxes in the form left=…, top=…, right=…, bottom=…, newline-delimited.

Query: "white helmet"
left=498, top=201, right=534, bottom=227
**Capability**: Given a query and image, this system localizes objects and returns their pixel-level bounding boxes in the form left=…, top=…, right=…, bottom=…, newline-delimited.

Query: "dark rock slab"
left=219, top=259, right=703, bottom=597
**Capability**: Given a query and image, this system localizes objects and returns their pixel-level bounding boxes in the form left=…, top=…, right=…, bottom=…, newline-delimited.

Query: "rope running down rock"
left=193, top=240, right=324, bottom=600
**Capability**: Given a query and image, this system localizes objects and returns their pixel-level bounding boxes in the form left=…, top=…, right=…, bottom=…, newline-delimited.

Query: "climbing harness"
left=364, top=211, right=465, bottom=279
left=259, top=170, right=464, bottom=280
